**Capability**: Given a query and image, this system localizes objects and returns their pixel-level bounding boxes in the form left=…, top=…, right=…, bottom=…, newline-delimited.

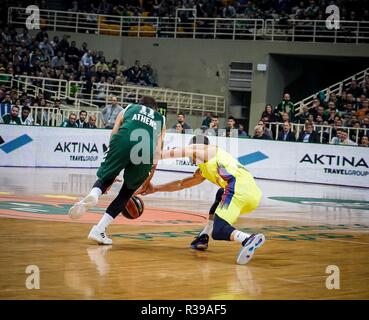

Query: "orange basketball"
left=122, top=196, right=144, bottom=219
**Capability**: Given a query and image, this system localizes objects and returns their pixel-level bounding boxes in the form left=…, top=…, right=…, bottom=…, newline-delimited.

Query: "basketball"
left=121, top=196, right=145, bottom=219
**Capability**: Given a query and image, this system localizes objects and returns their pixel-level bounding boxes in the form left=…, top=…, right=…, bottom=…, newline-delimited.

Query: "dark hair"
left=212, top=115, right=219, bottom=119
left=189, top=135, right=209, bottom=145
left=139, top=96, right=157, bottom=110
left=22, top=106, right=30, bottom=112
left=12, top=105, right=19, bottom=110
left=79, top=109, right=87, bottom=115
left=178, top=112, right=185, bottom=117
left=228, top=116, right=235, bottom=121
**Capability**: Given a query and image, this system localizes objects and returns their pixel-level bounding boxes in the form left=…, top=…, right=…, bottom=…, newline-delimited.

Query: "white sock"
left=96, top=213, right=114, bottom=231
left=199, top=219, right=214, bottom=236
left=233, top=230, right=251, bottom=243
left=86, top=187, right=102, bottom=202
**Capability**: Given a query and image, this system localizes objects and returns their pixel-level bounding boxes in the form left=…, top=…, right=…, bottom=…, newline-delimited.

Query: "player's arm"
left=154, top=125, right=166, bottom=164
left=160, top=145, right=195, bottom=160
left=139, top=169, right=205, bottom=195
left=134, top=125, right=166, bottom=195
left=109, top=110, right=124, bottom=140
left=160, top=144, right=211, bottom=163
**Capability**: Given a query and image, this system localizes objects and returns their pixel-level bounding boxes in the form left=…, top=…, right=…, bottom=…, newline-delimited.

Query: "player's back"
left=198, top=147, right=250, bottom=188
left=119, top=103, right=165, bottom=146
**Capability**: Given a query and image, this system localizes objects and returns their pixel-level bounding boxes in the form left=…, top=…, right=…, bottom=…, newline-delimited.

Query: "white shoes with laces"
left=68, top=195, right=98, bottom=220
left=88, top=225, right=113, bottom=245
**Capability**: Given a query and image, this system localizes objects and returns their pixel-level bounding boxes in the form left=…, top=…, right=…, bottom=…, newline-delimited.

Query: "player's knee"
left=212, top=214, right=235, bottom=241
left=249, top=201, right=259, bottom=212
left=248, top=196, right=261, bottom=212
left=93, top=178, right=115, bottom=194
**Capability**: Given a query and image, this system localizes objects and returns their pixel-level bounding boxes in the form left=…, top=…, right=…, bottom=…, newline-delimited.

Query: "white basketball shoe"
left=68, top=195, right=98, bottom=220
left=237, top=233, right=265, bottom=265
left=88, top=225, right=113, bottom=245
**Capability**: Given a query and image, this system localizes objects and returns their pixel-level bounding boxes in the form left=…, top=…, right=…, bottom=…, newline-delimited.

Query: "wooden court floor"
left=0, top=169, right=368, bottom=300
left=0, top=197, right=368, bottom=300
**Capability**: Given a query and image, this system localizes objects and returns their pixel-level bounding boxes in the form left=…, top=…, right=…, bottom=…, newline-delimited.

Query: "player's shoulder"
left=125, top=103, right=140, bottom=110
left=215, top=146, right=233, bottom=158
left=122, top=103, right=141, bottom=114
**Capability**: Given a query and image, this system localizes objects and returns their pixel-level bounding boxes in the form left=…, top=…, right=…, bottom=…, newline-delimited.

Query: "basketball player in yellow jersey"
left=138, top=135, right=265, bottom=265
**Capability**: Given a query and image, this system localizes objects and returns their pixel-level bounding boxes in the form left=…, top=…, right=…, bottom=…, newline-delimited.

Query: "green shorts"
left=97, top=133, right=153, bottom=190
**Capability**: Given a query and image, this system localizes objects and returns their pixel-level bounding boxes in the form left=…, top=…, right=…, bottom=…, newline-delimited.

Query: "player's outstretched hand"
left=135, top=183, right=156, bottom=196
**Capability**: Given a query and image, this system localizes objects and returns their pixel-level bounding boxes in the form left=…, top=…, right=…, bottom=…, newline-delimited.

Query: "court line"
left=268, top=230, right=369, bottom=245
left=1, top=165, right=367, bottom=189
left=314, top=237, right=369, bottom=245
left=273, top=277, right=306, bottom=284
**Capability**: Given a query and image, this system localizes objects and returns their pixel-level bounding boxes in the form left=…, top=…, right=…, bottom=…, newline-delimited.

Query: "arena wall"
left=29, top=30, right=369, bottom=129
left=1, top=125, right=368, bottom=188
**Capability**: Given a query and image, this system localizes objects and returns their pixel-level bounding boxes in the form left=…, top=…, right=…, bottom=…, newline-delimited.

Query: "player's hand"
left=103, top=178, right=122, bottom=194
left=136, top=183, right=156, bottom=196
left=134, top=183, right=147, bottom=196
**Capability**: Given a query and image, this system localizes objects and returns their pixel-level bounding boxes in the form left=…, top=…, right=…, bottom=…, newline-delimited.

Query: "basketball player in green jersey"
left=69, top=96, right=166, bottom=244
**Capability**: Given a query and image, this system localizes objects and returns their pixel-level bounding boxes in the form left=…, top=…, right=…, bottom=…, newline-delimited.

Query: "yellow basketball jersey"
left=198, top=147, right=245, bottom=188
left=198, top=147, right=262, bottom=224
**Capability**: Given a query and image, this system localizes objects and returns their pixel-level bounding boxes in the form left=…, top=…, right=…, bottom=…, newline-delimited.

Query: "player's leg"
left=190, top=188, right=224, bottom=250
left=211, top=211, right=265, bottom=265
left=69, top=137, right=129, bottom=219
left=234, top=182, right=265, bottom=264
left=88, top=182, right=136, bottom=244
left=211, top=178, right=265, bottom=265
left=88, top=163, right=152, bottom=245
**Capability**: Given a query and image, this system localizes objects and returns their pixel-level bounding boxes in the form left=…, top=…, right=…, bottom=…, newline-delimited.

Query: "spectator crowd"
left=0, top=85, right=99, bottom=128
left=3, top=1, right=368, bottom=29
left=0, top=26, right=158, bottom=99
left=0, top=0, right=368, bottom=148
left=63, top=0, right=369, bottom=22
left=165, top=76, right=369, bottom=148
left=0, top=24, right=159, bottom=126
left=255, top=78, right=369, bottom=147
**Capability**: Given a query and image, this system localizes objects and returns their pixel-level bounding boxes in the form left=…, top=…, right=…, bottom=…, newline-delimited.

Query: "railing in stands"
left=267, top=122, right=368, bottom=145
left=10, top=75, right=68, bottom=100
left=0, top=75, right=103, bottom=125
left=8, top=7, right=264, bottom=40
left=8, top=7, right=369, bottom=42
left=0, top=74, right=224, bottom=114
left=0, top=75, right=72, bottom=110
left=68, top=81, right=225, bottom=115
left=28, top=106, right=103, bottom=127
left=264, top=19, right=369, bottom=43
left=293, top=67, right=369, bottom=115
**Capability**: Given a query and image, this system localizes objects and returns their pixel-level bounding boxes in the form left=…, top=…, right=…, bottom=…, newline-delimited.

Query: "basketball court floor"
left=0, top=167, right=368, bottom=299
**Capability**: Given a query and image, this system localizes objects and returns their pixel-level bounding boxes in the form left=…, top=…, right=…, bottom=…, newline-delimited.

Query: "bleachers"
left=1, top=74, right=225, bottom=115
left=8, top=7, right=369, bottom=43
left=68, top=81, right=225, bottom=115
left=294, top=67, right=369, bottom=115
left=0, top=74, right=225, bottom=128
left=267, top=122, right=368, bottom=145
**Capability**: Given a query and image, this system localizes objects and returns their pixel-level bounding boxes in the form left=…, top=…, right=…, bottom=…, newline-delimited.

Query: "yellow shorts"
left=215, top=171, right=262, bottom=225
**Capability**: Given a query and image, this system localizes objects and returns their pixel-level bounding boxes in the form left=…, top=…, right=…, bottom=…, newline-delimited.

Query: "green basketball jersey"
left=119, top=103, right=165, bottom=145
